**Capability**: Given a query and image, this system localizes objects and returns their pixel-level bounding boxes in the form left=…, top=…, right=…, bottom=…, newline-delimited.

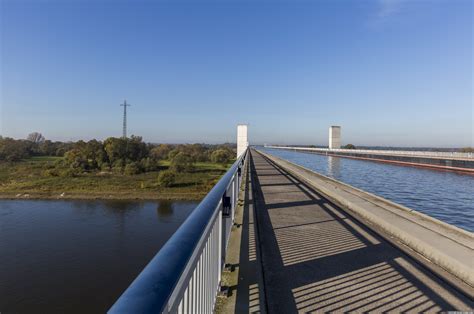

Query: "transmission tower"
left=120, top=100, right=131, bottom=138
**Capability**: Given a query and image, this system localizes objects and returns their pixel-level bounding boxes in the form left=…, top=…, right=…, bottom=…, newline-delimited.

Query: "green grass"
left=25, top=156, right=63, bottom=162
left=0, top=157, right=232, bottom=200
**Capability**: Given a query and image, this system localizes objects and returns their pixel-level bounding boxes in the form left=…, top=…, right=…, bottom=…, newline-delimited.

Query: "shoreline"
left=0, top=192, right=205, bottom=201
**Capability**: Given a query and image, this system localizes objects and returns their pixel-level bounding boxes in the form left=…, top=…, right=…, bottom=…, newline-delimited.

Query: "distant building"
left=329, top=126, right=341, bottom=149
left=237, top=124, right=248, bottom=157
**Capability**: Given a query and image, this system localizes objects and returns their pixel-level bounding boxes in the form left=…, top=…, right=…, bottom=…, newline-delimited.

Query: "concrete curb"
left=256, top=149, right=474, bottom=290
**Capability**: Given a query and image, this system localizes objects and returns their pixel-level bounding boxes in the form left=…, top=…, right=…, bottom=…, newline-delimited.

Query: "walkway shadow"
left=232, top=154, right=264, bottom=313
left=250, top=150, right=472, bottom=313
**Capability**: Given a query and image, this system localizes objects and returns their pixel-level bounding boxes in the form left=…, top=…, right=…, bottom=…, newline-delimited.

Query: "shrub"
left=112, top=164, right=124, bottom=174
left=150, top=144, right=172, bottom=161
left=157, top=170, right=176, bottom=187
left=100, top=162, right=111, bottom=171
left=140, top=157, right=159, bottom=172
left=60, top=168, right=79, bottom=177
left=170, top=152, right=194, bottom=172
left=342, top=144, right=356, bottom=149
left=43, top=169, right=59, bottom=177
left=211, top=149, right=233, bottom=164
left=124, top=162, right=141, bottom=175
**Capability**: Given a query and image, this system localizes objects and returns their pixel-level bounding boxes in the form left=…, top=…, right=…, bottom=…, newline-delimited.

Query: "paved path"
left=250, top=150, right=472, bottom=313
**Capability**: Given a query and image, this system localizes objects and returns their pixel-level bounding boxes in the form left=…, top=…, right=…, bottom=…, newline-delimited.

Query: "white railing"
left=265, top=146, right=474, bottom=160
left=109, top=150, right=247, bottom=313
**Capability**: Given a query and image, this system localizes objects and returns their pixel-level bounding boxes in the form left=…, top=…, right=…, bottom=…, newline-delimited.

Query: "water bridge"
left=109, top=128, right=473, bottom=313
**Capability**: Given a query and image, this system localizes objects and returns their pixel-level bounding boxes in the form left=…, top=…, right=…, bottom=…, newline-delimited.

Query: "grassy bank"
left=0, top=157, right=232, bottom=200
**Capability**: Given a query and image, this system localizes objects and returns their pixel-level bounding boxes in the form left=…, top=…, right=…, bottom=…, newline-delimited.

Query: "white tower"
left=329, top=126, right=341, bottom=149
left=237, top=124, right=248, bottom=157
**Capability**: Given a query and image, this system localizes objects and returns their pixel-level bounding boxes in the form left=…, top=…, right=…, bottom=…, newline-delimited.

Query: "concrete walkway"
left=250, top=150, right=472, bottom=313
left=215, top=151, right=265, bottom=314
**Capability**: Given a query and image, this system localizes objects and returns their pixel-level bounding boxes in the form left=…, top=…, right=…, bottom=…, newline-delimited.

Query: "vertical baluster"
left=232, top=178, right=235, bottom=220
left=191, top=265, right=197, bottom=313
left=203, top=237, right=207, bottom=314
left=188, top=275, right=194, bottom=313
left=208, top=230, right=212, bottom=313
left=197, top=258, right=201, bottom=313
left=188, top=276, right=192, bottom=314
left=212, top=223, right=217, bottom=309
left=201, top=251, right=205, bottom=314
left=208, top=227, right=212, bottom=314
left=183, top=286, right=188, bottom=314
left=213, top=219, right=218, bottom=306
left=203, top=242, right=207, bottom=314
left=218, top=209, right=222, bottom=283
left=205, top=240, right=210, bottom=313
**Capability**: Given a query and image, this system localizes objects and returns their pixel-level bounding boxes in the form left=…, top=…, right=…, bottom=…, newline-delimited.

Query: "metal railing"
left=265, top=145, right=474, bottom=160
left=108, top=149, right=248, bottom=314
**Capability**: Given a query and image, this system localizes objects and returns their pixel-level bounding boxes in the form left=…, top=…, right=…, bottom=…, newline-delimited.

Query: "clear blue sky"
left=1, top=0, right=472, bottom=147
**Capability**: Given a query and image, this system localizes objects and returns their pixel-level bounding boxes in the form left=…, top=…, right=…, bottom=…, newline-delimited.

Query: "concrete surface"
left=215, top=152, right=265, bottom=314
left=237, top=125, right=249, bottom=158
left=250, top=149, right=473, bottom=313
left=257, top=149, right=474, bottom=290
left=329, top=126, right=341, bottom=149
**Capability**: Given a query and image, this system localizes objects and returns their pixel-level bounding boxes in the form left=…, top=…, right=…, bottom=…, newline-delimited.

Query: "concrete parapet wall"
left=266, top=145, right=474, bottom=160
left=266, top=146, right=474, bottom=171
left=256, top=149, right=474, bottom=292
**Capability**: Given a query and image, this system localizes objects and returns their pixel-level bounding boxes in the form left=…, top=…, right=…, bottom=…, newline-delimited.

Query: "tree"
left=157, top=170, right=176, bottom=187
left=140, top=157, right=159, bottom=172
left=104, top=137, right=127, bottom=165
left=103, top=136, right=148, bottom=165
left=342, top=144, right=356, bottom=149
left=150, top=144, right=173, bottom=160
left=127, top=135, right=148, bottom=161
left=170, top=152, right=194, bottom=172
left=64, top=148, right=88, bottom=170
left=27, top=132, right=45, bottom=143
left=39, top=140, right=55, bottom=155
left=124, top=162, right=141, bottom=175
left=211, top=149, right=233, bottom=164
left=0, top=137, right=30, bottom=161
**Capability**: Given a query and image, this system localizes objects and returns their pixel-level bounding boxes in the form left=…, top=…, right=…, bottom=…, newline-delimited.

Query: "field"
left=0, top=157, right=232, bottom=200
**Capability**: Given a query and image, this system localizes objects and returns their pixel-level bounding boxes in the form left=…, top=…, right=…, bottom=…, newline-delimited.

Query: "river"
left=0, top=199, right=198, bottom=314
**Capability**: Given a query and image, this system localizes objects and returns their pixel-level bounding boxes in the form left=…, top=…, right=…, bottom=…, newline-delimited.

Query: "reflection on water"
left=157, top=201, right=174, bottom=218
left=0, top=199, right=198, bottom=314
left=327, top=156, right=341, bottom=178
left=261, top=148, right=474, bottom=232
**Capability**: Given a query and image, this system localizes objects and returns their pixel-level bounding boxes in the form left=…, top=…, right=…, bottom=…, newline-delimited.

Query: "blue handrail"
left=108, top=151, right=246, bottom=313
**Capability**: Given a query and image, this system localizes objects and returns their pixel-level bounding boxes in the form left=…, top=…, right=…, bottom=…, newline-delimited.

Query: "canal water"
left=260, top=147, right=474, bottom=232
left=0, top=200, right=198, bottom=314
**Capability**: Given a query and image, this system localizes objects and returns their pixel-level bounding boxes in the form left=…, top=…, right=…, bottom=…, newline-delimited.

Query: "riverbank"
left=0, top=158, right=231, bottom=201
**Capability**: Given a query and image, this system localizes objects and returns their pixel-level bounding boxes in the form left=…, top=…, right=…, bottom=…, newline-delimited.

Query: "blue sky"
left=1, top=0, right=472, bottom=147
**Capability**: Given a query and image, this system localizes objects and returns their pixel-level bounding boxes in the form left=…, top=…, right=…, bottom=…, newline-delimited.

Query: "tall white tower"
left=237, top=124, right=248, bottom=157
left=329, top=126, right=341, bottom=149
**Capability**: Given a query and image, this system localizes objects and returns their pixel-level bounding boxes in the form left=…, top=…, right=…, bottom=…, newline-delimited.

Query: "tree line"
left=0, top=133, right=75, bottom=161
left=0, top=133, right=235, bottom=179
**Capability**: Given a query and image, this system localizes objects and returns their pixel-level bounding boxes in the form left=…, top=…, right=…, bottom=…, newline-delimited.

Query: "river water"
left=0, top=200, right=197, bottom=314
left=259, top=147, right=474, bottom=232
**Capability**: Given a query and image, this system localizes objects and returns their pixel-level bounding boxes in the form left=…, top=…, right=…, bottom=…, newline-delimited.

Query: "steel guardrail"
left=109, top=149, right=248, bottom=313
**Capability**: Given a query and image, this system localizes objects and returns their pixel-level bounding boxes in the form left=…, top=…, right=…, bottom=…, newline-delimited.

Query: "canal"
left=260, top=147, right=474, bottom=232
left=0, top=199, right=198, bottom=314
